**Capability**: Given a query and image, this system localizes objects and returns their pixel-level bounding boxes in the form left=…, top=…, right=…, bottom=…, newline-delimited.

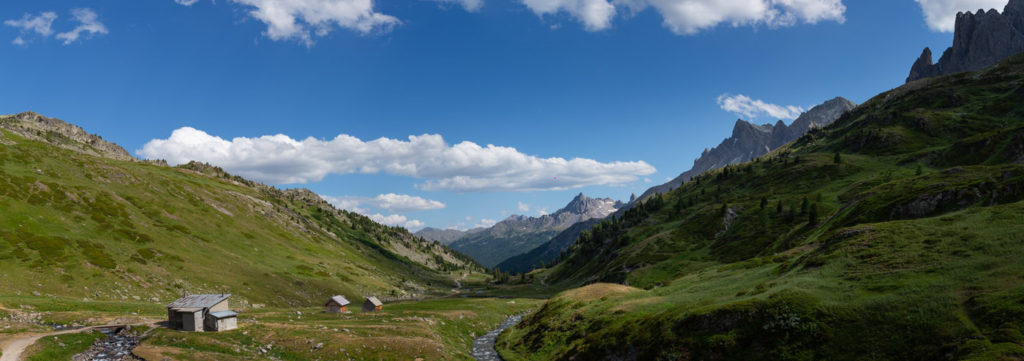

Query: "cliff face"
left=907, top=0, right=1024, bottom=83
left=634, top=97, right=856, bottom=202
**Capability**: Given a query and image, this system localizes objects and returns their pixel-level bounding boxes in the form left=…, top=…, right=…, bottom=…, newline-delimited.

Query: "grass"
left=1, top=296, right=541, bottom=360
left=22, top=331, right=106, bottom=361
left=496, top=54, right=1024, bottom=360
left=0, top=127, right=482, bottom=307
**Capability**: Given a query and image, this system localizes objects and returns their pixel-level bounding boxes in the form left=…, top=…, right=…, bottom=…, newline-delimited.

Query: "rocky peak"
left=907, top=0, right=1024, bottom=82
left=555, top=193, right=619, bottom=218
left=0, top=111, right=135, bottom=161
left=631, top=96, right=856, bottom=203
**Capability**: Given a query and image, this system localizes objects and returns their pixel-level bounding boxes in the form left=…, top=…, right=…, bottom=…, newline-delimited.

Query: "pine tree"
left=808, top=203, right=819, bottom=225
left=721, top=203, right=728, bottom=216
left=800, top=196, right=809, bottom=214
left=834, top=151, right=842, bottom=164
left=916, top=164, right=923, bottom=175
left=760, top=197, right=768, bottom=210
left=776, top=200, right=783, bottom=214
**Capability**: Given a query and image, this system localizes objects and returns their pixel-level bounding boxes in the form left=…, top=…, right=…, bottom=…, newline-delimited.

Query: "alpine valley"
left=3, top=1, right=1024, bottom=361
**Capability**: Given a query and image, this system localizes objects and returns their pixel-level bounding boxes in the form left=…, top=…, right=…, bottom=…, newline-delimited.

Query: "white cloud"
left=322, top=195, right=370, bottom=214
left=536, top=208, right=549, bottom=216
left=4, top=11, right=57, bottom=45
left=521, top=0, right=845, bottom=33
left=474, top=218, right=498, bottom=228
left=716, top=93, right=805, bottom=120
left=434, top=0, right=484, bottom=12
left=175, top=0, right=202, bottom=5
left=517, top=201, right=530, bottom=212
left=230, top=0, right=400, bottom=46
left=522, top=0, right=617, bottom=31
left=56, top=8, right=108, bottom=45
left=327, top=193, right=446, bottom=213
left=368, top=213, right=425, bottom=230
left=914, top=0, right=1007, bottom=32
left=138, top=127, right=656, bottom=192
left=371, top=193, right=446, bottom=212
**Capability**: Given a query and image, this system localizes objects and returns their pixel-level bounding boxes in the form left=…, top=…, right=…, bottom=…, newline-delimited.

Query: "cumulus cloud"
left=56, top=8, right=108, bottom=45
left=717, top=93, right=805, bottom=120
left=522, top=0, right=617, bottom=31
left=521, top=0, right=845, bottom=33
left=4, top=11, right=57, bottom=45
left=230, top=0, right=400, bottom=46
left=175, top=0, right=201, bottom=5
left=434, top=0, right=484, bottom=11
left=474, top=218, right=498, bottom=228
left=368, top=213, right=425, bottom=229
left=327, top=193, right=446, bottom=213
left=517, top=201, right=530, bottom=212
left=914, top=0, right=1007, bottom=32
left=138, top=127, right=656, bottom=192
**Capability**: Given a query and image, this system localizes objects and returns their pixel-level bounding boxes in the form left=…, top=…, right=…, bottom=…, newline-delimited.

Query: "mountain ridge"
left=445, top=193, right=622, bottom=267
left=907, top=0, right=1024, bottom=82
left=634, top=97, right=856, bottom=204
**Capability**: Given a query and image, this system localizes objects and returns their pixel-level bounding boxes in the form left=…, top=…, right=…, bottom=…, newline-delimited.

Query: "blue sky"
left=0, top=0, right=1006, bottom=230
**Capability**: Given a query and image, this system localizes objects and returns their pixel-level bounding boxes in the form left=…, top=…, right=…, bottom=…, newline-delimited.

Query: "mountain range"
left=500, top=49, right=1024, bottom=361
left=907, top=0, right=1024, bottom=82
left=423, top=193, right=622, bottom=267
left=635, top=97, right=856, bottom=202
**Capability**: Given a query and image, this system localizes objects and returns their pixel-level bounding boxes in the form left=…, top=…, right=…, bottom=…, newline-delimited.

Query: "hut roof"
left=326, top=295, right=350, bottom=306
left=209, top=311, right=238, bottom=319
left=365, top=296, right=382, bottom=307
left=167, top=294, right=231, bottom=310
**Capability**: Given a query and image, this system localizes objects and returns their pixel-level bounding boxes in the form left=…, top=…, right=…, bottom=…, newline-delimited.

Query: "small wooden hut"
left=166, top=293, right=237, bottom=332
left=362, top=296, right=383, bottom=312
left=325, top=295, right=350, bottom=313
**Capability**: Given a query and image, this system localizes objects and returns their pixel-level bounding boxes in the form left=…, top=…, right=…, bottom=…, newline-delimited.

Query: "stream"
left=471, top=313, right=527, bottom=361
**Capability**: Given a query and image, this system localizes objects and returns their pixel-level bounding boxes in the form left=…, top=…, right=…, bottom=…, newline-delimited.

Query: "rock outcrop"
left=0, top=111, right=135, bottom=161
left=906, top=0, right=1024, bottom=83
left=634, top=97, right=856, bottom=202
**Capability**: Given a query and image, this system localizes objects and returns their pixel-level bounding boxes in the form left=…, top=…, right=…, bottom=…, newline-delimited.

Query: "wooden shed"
left=325, top=295, right=350, bottom=313
left=166, top=293, right=237, bottom=332
left=205, top=311, right=238, bottom=331
left=362, top=296, right=383, bottom=312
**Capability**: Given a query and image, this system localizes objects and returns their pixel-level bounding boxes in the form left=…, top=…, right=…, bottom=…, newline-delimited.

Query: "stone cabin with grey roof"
left=166, top=293, right=238, bottom=332
left=362, top=296, right=383, bottom=312
left=325, top=295, right=350, bottom=313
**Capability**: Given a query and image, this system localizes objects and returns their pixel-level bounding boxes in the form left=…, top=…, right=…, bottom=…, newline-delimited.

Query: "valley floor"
left=0, top=295, right=542, bottom=361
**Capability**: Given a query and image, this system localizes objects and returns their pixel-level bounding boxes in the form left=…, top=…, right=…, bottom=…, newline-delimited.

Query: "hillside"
left=0, top=112, right=481, bottom=307
left=414, top=227, right=482, bottom=245
left=498, top=54, right=1024, bottom=360
left=448, top=193, right=621, bottom=267
left=494, top=218, right=602, bottom=273
left=634, top=97, right=856, bottom=202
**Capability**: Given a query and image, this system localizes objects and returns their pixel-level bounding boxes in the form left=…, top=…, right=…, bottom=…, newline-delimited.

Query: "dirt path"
left=0, top=323, right=154, bottom=361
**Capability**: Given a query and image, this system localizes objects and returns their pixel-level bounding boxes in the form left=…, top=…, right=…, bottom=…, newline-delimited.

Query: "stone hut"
left=325, top=295, right=350, bottom=313
left=362, top=296, right=383, bottom=312
left=166, top=294, right=238, bottom=332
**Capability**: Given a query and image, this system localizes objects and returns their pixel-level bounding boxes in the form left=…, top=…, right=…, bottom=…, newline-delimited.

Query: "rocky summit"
left=634, top=97, right=856, bottom=202
left=447, top=193, right=622, bottom=267
left=907, top=0, right=1024, bottom=83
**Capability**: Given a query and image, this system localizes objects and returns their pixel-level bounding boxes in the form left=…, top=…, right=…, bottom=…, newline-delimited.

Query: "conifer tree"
left=808, top=203, right=819, bottom=225
left=834, top=152, right=842, bottom=164
left=760, top=197, right=768, bottom=210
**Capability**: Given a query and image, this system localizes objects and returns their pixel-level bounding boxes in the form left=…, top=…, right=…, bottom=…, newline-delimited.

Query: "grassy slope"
left=499, top=55, right=1024, bottom=360
left=0, top=127, right=479, bottom=307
